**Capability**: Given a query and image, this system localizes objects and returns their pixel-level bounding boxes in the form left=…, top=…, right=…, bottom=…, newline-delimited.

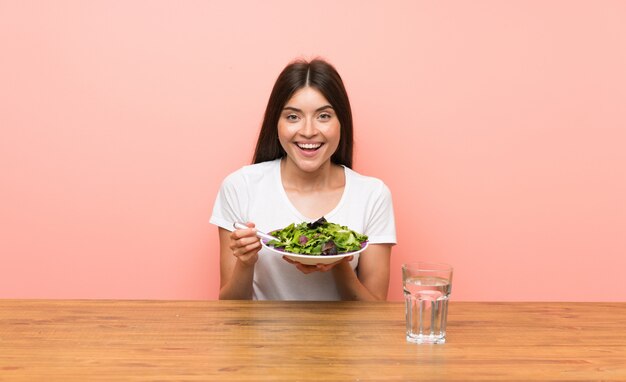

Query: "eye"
left=318, top=113, right=333, bottom=121
left=285, top=114, right=300, bottom=122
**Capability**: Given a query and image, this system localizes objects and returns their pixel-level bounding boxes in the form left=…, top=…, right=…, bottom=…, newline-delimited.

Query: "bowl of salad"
left=262, top=217, right=369, bottom=265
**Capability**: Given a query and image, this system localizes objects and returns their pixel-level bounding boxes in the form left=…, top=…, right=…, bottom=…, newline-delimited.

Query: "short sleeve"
left=209, top=172, right=248, bottom=231
left=364, top=182, right=397, bottom=245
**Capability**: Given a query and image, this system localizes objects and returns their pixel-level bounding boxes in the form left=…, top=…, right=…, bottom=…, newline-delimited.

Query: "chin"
left=292, top=158, right=329, bottom=173
left=295, top=163, right=324, bottom=173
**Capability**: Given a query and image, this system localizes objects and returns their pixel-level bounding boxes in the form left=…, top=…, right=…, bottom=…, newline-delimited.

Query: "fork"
left=233, top=222, right=278, bottom=242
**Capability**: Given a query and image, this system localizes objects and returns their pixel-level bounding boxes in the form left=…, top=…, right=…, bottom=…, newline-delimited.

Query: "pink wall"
left=1, top=1, right=625, bottom=301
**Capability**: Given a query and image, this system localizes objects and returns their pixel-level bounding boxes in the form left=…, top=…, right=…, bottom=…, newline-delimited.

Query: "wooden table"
left=1, top=300, right=625, bottom=381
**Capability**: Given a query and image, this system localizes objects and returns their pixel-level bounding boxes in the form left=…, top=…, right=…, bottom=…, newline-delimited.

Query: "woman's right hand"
left=229, top=222, right=262, bottom=267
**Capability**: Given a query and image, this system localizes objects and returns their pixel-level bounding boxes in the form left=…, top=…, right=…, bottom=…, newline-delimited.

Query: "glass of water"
left=402, top=262, right=453, bottom=344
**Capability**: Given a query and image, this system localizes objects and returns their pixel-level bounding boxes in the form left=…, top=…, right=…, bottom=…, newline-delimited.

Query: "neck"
left=280, top=158, right=342, bottom=192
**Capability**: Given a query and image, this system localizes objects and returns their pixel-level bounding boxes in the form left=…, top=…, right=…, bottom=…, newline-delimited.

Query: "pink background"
left=1, top=1, right=625, bottom=301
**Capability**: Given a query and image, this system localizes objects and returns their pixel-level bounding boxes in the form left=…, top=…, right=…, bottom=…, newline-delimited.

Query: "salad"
left=266, top=217, right=368, bottom=256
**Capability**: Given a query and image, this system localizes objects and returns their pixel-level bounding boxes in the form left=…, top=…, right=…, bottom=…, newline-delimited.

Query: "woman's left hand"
left=282, top=255, right=353, bottom=274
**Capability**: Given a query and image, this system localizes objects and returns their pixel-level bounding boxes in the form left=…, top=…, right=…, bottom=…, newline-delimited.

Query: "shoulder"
left=345, top=167, right=391, bottom=195
left=222, top=159, right=279, bottom=187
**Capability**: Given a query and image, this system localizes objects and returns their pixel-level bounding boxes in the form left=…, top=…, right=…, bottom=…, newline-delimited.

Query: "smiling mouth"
left=296, top=143, right=323, bottom=151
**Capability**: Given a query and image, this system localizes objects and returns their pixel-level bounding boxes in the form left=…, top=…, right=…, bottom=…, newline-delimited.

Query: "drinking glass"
left=402, top=262, right=453, bottom=344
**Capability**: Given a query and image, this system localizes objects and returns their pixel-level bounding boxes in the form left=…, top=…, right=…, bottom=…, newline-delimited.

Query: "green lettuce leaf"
left=267, top=217, right=368, bottom=256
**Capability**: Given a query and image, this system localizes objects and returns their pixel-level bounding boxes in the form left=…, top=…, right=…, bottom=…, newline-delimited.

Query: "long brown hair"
left=252, top=58, right=354, bottom=168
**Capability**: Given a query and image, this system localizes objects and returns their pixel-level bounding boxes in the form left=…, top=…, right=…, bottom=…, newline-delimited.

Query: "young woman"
left=210, top=58, right=396, bottom=300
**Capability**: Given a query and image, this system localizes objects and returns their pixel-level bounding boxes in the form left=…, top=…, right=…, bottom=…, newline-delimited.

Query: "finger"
left=229, top=233, right=260, bottom=253
left=296, top=265, right=316, bottom=274
left=243, top=240, right=261, bottom=253
left=237, top=252, right=259, bottom=266
left=316, top=264, right=331, bottom=272
left=285, top=259, right=314, bottom=274
left=297, top=263, right=320, bottom=274
left=231, top=228, right=257, bottom=241
left=232, top=241, right=261, bottom=257
left=316, top=256, right=352, bottom=272
left=234, top=235, right=260, bottom=249
left=282, top=256, right=296, bottom=264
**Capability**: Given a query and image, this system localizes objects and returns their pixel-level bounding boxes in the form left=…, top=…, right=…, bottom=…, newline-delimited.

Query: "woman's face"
left=277, top=86, right=340, bottom=173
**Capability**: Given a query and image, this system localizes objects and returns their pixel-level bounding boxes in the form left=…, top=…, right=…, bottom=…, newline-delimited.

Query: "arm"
left=332, top=244, right=392, bottom=301
left=282, top=243, right=392, bottom=301
left=218, top=224, right=262, bottom=300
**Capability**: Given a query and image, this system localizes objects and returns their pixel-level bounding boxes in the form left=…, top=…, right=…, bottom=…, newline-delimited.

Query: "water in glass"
left=404, top=275, right=451, bottom=344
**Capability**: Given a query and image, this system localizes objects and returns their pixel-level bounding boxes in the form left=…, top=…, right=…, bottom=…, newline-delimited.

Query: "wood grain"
left=1, top=300, right=625, bottom=381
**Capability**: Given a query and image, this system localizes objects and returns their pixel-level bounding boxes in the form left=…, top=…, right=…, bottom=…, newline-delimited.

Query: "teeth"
left=297, top=143, right=322, bottom=150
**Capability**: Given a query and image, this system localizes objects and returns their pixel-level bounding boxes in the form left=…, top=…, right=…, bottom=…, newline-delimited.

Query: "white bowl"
left=261, top=241, right=369, bottom=265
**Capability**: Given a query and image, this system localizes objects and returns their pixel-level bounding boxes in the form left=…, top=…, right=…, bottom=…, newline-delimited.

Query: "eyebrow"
left=282, top=105, right=334, bottom=113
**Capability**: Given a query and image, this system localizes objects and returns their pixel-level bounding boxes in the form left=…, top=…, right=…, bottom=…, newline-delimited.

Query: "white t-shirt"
left=210, top=159, right=397, bottom=300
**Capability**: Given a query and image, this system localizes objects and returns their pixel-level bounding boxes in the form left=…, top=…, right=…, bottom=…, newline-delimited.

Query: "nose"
left=299, top=117, right=318, bottom=138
